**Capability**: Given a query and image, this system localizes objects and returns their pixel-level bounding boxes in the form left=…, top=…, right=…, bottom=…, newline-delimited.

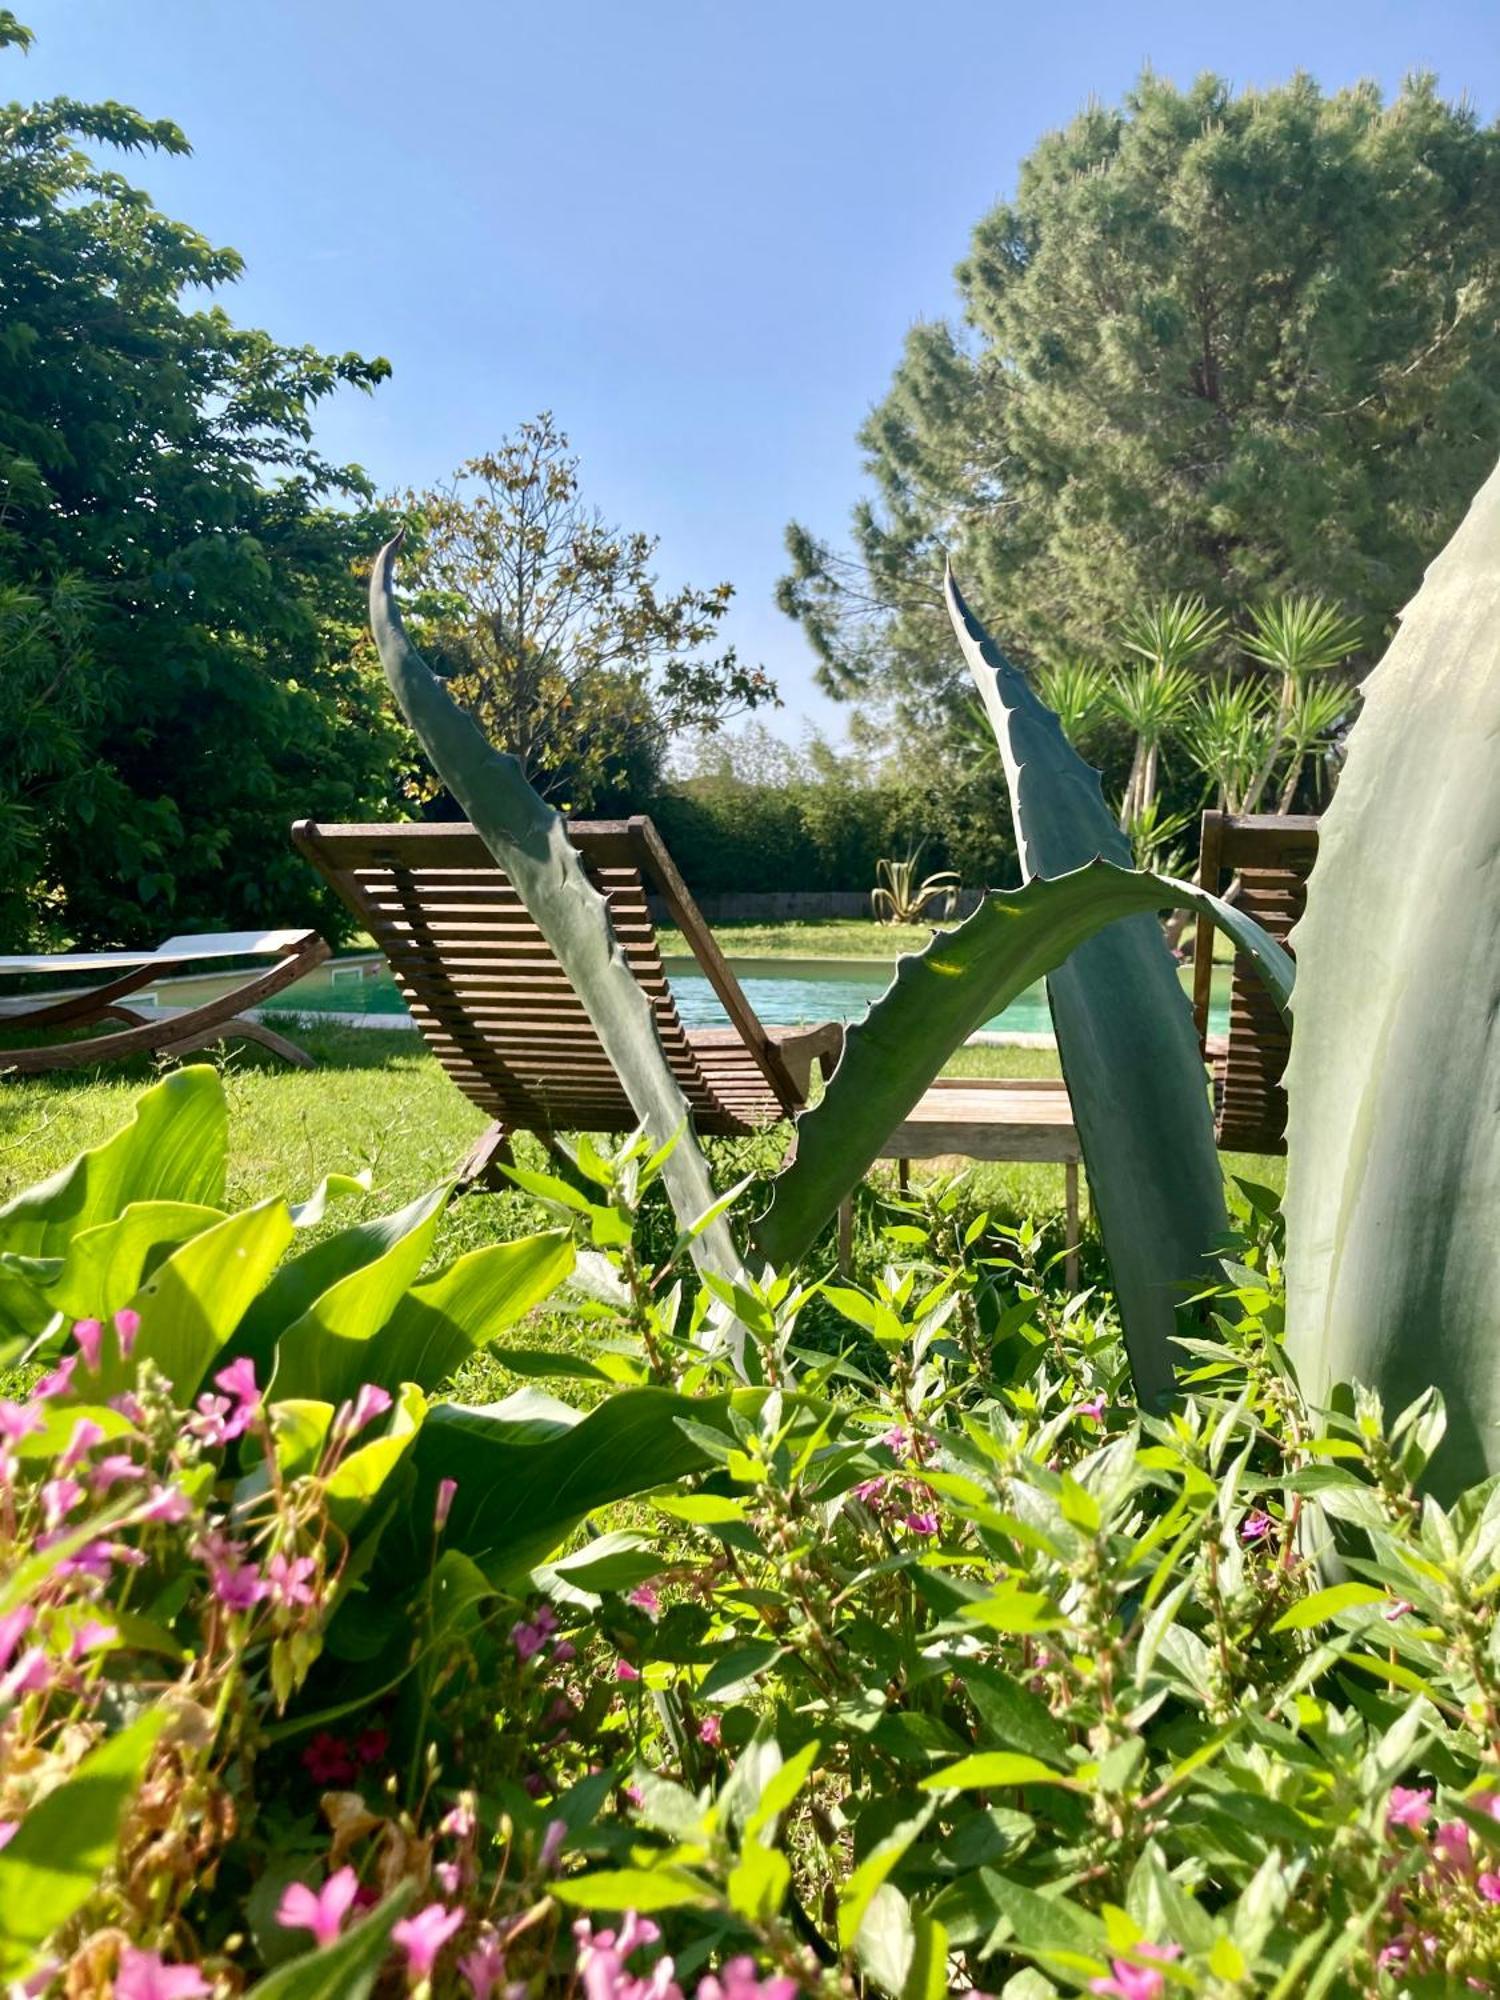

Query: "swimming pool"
left=150, top=952, right=1230, bottom=1040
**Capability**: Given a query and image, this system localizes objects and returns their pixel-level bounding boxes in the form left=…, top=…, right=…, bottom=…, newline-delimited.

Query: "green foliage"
left=398, top=414, right=778, bottom=810
left=0, top=28, right=402, bottom=947
left=782, top=72, right=1500, bottom=735
left=870, top=847, right=959, bottom=925
left=1284, top=454, right=1500, bottom=1496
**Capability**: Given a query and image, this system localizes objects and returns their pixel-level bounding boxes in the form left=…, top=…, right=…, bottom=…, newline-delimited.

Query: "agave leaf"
left=1283, top=456, right=1500, bottom=1495
left=756, top=858, right=1291, bottom=1346
left=944, top=570, right=1243, bottom=1408
left=368, top=535, right=749, bottom=1331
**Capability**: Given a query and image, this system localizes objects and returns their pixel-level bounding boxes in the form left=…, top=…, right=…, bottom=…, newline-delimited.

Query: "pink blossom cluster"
left=574, top=1916, right=800, bottom=2000
left=1379, top=1784, right=1500, bottom=1972
left=1087, top=1941, right=1181, bottom=2000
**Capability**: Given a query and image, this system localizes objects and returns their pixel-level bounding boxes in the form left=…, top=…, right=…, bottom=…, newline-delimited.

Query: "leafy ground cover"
left=7, top=1064, right=1480, bottom=2000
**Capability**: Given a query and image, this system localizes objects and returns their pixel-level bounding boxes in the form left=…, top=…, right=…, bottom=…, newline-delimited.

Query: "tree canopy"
left=780, top=71, right=1500, bottom=739
left=0, top=13, right=401, bottom=947
left=399, top=415, right=779, bottom=811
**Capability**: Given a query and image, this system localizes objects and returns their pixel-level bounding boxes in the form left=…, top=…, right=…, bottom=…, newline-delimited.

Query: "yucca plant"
left=1240, top=591, right=1362, bottom=811
left=870, top=843, right=960, bottom=924
left=1179, top=675, right=1276, bottom=813
left=1114, top=593, right=1228, bottom=824
left=1034, top=655, right=1115, bottom=751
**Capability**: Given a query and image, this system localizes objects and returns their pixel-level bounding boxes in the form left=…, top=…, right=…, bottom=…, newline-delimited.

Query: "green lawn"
left=0, top=1027, right=1281, bottom=1267
left=653, top=912, right=1238, bottom=965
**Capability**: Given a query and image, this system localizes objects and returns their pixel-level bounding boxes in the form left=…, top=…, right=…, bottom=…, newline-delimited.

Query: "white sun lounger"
left=0, top=929, right=330, bottom=1073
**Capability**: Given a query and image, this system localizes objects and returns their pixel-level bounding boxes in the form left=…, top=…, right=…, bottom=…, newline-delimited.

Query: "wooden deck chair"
left=0, top=931, right=329, bottom=1074
left=291, top=818, right=843, bottom=1186
left=1191, top=811, right=1319, bottom=1153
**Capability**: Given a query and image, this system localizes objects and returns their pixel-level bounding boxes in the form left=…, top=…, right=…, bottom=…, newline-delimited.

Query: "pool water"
left=164, top=951, right=1230, bottom=1039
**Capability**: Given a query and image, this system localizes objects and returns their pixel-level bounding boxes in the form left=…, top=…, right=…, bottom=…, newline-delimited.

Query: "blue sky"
left=17, top=0, right=1500, bottom=739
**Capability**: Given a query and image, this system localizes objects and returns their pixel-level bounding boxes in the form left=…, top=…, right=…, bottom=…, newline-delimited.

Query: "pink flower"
left=439, top=1803, right=475, bottom=1840
left=60, top=1416, right=105, bottom=1470
left=1479, top=1872, right=1500, bottom=1904
left=1384, top=1597, right=1415, bottom=1621
left=699, top=1713, right=722, bottom=1747
left=1387, top=1786, right=1434, bottom=1832
left=392, top=1902, right=464, bottom=1980
left=628, top=1583, right=661, bottom=1614
left=902, top=1511, right=939, bottom=1536
left=70, top=1619, right=117, bottom=1660
left=214, top=1356, right=260, bottom=1412
left=1434, top=1819, right=1473, bottom=1876
left=0, top=1646, right=51, bottom=1701
left=71, top=1318, right=104, bottom=1370
left=91, top=1453, right=145, bottom=1492
left=139, top=1484, right=192, bottom=1525
left=539, top=1817, right=567, bottom=1871
left=459, top=1928, right=506, bottom=2000
left=33, top=1355, right=76, bottom=1400
left=697, top=1959, right=800, bottom=2000
left=511, top=1619, right=547, bottom=1663
left=434, top=1477, right=458, bottom=1531
left=335, top=1384, right=392, bottom=1438
left=114, top=1948, right=211, bottom=2000
left=0, top=1605, right=34, bottom=1672
left=1239, top=1509, right=1274, bottom=1544
left=301, top=1731, right=357, bottom=1785
left=115, top=1307, right=141, bottom=1357
left=552, top=1638, right=577, bottom=1663
left=433, top=1860, right=463, bottom=1896
left=882, top=1426, right=910, bottom=1454
left=1087, top=1942, right=1182, bottom=2000
left=187, top=1394, right=235, bottom=1447
left=40, top=1476, right=84, bottom=1528
left=1076, top=1396, right=1107, bottom=1422
left=266, top=1551, right=317, bottom=1608
left=0, top=1821, right=15, bottom=1850
left=277, top=1866, right=359, bottom=1949
left=533, top=1603, right=559, bottom=1635
left=615, top=1658, right=641, bottom=1682
left=208, top=1550, right=266, bottom=1611
left=0, top=1399, right=42, bottom=1445
left=852, top=1476, right=886, bottom=1505
left=355, top=1727, right=389, bottom=1764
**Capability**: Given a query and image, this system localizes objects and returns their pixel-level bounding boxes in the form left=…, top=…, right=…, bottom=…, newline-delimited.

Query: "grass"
left=0, top=1024, right=1281, bottom=1254
left=654, top=913, right=1241, bottom=965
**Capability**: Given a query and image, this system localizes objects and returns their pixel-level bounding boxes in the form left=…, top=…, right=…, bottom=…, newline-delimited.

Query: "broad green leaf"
left=0, top=1711, right=166, bottom=1979
left=838, top=1806, right=933, bottom=1951
left=358, top=1228, right=574, bottom=1394
left=922, top=1753, right=1072, bottom=1791
left=1284, top=456, right=1500, bottom=1495
left=41, top=1200, right=225, bottom=1319
left=727, top=1841, right=791, bottom=1924
left=241, top=1883, right=414, bottom=1999
left=755, top=859, right=1287, bottom=1403
left=268, top=1185, right=450, bottom=1403
left=552, top=1868, right=714, bottom=1912
left=0, top=1066, right=226, bottom=1334
left=79, top=1199, right=295, bottom=1404
left=1272, top=1582, right=1389, bottom=1631
left=228, top=1184, right=450, bottom=1375
left=964, top=1665, right=1072, bottom=1767
left=369, top=537, right=748, bottom=1331
left=941, top=573, right=1290, bottom=1409
left=377, top=1386, right=735, bottom=1589
left=534, top=1531, right=662, bottom=1599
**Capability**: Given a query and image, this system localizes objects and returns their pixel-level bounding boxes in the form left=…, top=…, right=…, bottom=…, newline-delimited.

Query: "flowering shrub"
left=3, top=1076, right=1500, bottom=1995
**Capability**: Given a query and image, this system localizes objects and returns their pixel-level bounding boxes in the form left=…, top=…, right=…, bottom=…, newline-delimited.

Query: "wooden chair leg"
left=837, top=1196, right=854, bottom=1276
left=161, top=1016, right=314, bottom=1069
left=897, top=1158, right=910, bottom=1194
left=456, top=1121, right=514, bottom=1193
left=1064, top=1161, right=1081, bottom=1293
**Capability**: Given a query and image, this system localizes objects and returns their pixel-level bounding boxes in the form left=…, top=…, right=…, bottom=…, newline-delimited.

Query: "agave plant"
left=870, top=844, right=960, bottom=924
left=368, top=534, right=1285, bottom=1402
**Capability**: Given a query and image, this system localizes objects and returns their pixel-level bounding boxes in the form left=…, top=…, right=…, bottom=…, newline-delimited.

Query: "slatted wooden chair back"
left=1191, top=811, right=1319, bottom=1154
left=292, top=817, right=803, bottom=1138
